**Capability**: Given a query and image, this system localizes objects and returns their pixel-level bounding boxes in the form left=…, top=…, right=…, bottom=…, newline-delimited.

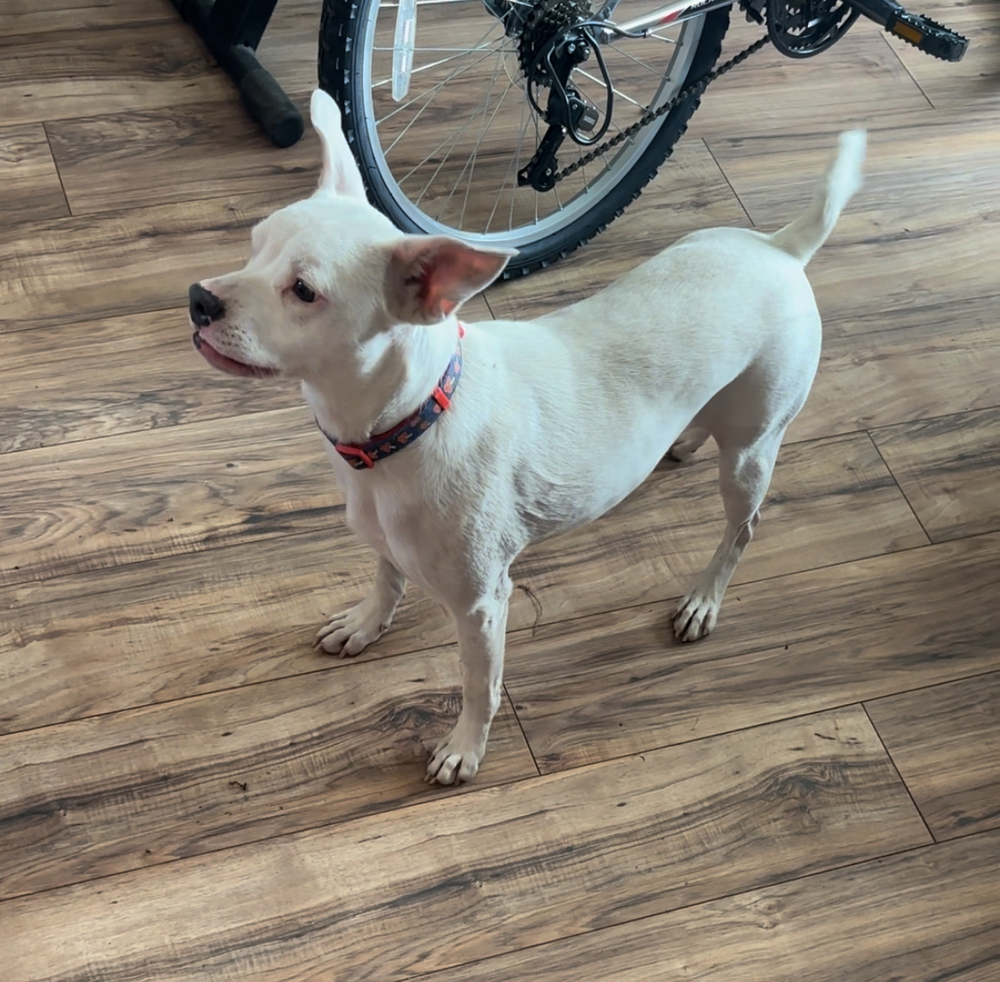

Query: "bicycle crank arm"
left=846, top=0, right=968, bottom=61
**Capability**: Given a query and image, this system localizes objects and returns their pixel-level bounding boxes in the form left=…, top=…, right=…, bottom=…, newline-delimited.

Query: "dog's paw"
left=672, top=593, right=719, bottom=643
left=314, top=597, right=392, bottom=657
left=425, top=729, right=484, bottom=786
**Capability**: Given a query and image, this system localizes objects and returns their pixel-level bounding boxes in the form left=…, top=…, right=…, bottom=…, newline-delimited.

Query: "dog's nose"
left=189, top=283, right=226, bottom=327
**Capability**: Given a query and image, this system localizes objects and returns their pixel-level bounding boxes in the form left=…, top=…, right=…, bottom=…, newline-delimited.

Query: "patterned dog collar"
left=317, top=326, right=465, bottom=470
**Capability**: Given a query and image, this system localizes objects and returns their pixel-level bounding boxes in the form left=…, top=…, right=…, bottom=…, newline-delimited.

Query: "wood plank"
left=0, top=532, right=449, bottom=733
left=0, top=192, right=285, bottom=333
left=688, top=18, right=930, bottom=140
left=0, top=23, right=228, bottom=126
left=706, top=115, right=1000, bottom=335
left=886, top=0, right=1000, bottom=110
left=0, top=0, right=170, bottom=35
left=424, top=828, right=1000, bottom=982
left=867, top=673, right=1000, bottom=841
left=0, top=185, right=494, bottom=341
left=0, top=309, right=298, bottom=454
left=484, top=139, right=749, bottom=319
left=789, top=300, right=1000, bottom=443
left=47, top=101, right=322, bottom=215
left=1, top=708, right=930, bottom=981
left=0, top=406, right=339, bottom=587
left=503, top=534, right=1000, bottom=772
left=0, top=123, right=67, bottom=224
left=0, top=649, right=537, bottom=900
left=0, top=293, right=492, bottom=454
left=871, top=407, right=1000, bottom=543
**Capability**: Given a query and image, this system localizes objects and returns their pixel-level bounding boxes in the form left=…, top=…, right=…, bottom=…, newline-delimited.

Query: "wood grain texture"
left=47, top=102, right=323, bottom=214
left=425, top=828, right=1000, bottom=982
left=0, top=406, right=341, bottom=587
left=871, top=407, right=1000, bottom=542
left=0, top=308, right=299, bottom=454
left=0, top=23, right=228, bottom=126
left=0, top=0, right=171, bottom=35
left=0, top=649, right=537, bottom=900
left=504, top=533, right=1000, bottom=772
left=867, top=673, right=1000, bottom=841
left=0, top=192, right=284, bottom=333
left=706, top=116, right=1000, bottom=335
left=509, top=430, right=927, bottom=628
left=2, top=708, right=929, bottom=981
left=0, top=531, right=437, bottom=733
left=789, top=300, right=1000, bottom=443
left=0, top=123, right=67, bottom=224
left=688, top=18, right=930, bottom=139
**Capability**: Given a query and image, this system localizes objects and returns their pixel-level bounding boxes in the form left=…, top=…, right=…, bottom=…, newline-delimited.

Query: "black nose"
left=189, top=283, right=226, bottom=327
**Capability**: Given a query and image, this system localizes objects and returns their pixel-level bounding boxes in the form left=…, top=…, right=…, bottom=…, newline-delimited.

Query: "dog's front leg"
left=427, top=575, right=512, bottom=786
left=315, top=555, right=406, bottom=656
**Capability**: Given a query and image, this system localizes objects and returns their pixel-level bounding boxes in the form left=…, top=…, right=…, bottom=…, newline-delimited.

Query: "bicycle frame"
left=599, top=0, right=737, bottom=36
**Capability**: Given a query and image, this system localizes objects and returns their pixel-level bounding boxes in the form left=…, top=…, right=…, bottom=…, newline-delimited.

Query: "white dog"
left=190, top=89, right=865, bottom=784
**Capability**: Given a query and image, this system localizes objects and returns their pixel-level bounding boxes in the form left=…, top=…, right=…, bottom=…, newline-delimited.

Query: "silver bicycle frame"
left=599, top=0, right=734, bottom=36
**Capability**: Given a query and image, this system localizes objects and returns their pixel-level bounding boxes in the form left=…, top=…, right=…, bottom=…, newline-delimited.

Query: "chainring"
left=765, top=0, right=860, bottom=56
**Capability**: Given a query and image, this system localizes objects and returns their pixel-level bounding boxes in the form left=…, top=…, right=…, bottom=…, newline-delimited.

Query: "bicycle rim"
left=343, top=0, right=711, bottom=250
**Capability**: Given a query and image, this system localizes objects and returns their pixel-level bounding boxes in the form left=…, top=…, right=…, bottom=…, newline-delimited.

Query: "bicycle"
left=317, top=0, right=967, bottom=277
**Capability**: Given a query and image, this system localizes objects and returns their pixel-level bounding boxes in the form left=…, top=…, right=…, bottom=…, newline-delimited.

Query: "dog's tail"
left=768, top=130, right=866, bottom=265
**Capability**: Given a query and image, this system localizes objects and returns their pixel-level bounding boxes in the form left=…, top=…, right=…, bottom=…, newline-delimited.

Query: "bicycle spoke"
left=336, top=0, right=714, bottom=254
left=449, top=54, right=513, bottom=225
left=380, top=45, right=507, bottom=156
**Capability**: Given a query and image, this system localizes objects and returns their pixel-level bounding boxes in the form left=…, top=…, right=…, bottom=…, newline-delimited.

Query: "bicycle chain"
left=548, top=32, right=772, bottom=185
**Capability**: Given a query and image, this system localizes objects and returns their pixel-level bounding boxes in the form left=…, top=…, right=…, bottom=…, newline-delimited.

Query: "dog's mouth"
left=192, top=331, right=280, bottom=379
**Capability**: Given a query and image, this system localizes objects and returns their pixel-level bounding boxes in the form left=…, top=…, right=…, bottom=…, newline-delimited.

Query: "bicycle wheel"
left=319, top=0, right=731, bottom=277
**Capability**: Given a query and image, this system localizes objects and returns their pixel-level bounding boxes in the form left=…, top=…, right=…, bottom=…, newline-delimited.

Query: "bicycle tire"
left=318, top=0, right=731, bottom=278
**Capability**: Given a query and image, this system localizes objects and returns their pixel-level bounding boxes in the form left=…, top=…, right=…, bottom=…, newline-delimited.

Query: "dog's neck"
left=301, top=320, right=460, bottom=444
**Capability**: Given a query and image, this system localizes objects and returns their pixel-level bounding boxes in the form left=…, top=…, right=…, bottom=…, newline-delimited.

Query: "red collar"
left=317, top=325, right=465, bottom=470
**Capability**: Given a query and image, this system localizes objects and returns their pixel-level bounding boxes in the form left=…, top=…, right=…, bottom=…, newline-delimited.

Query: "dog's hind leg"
left=672, top=432, right=783, bottom=642
left=427, top=572, right=513, bottom=785
left=315, top=555, right=406, bottom=656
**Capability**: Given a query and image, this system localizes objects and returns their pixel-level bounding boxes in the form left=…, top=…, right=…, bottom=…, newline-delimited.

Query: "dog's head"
left=190, top=89, right=515, bottom=382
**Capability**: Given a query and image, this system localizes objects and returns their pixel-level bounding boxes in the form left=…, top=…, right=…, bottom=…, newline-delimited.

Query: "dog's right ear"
left=310, top=89, right=367, bottom=200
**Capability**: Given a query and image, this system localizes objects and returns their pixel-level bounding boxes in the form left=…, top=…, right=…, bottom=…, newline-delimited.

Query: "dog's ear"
left=310, top=89, right=367, bottom=200
left=387, top=236, right=516, bottom=323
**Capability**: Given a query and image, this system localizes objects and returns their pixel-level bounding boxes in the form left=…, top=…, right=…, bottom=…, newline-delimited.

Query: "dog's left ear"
left=387, top=236, right=517, bottom=324
left=310, top=89, right=367, bottom=200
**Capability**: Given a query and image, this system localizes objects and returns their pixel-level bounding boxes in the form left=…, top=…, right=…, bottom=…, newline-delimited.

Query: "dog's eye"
left=292, top=278, right=316, bottom=303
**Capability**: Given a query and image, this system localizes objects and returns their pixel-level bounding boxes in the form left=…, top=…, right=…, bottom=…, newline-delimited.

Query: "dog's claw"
left=315, top=599, right=391, bottom=657
left=426, top=732, right=483, bottom=785
left=672, top=594, right=718, bottom=643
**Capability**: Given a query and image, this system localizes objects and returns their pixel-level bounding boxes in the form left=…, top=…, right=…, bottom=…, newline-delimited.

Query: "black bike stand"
left=169, top=0, right=304, bottom=147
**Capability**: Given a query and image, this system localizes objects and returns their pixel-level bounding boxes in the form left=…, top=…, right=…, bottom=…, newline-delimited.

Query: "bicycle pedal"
left=887, top=11, right=968, bottom=62
left=848, top=0, right=968, bottom=62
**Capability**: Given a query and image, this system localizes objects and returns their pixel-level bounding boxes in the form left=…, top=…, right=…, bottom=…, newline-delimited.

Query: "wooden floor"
left=2, top=0, right=999, bottom=978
